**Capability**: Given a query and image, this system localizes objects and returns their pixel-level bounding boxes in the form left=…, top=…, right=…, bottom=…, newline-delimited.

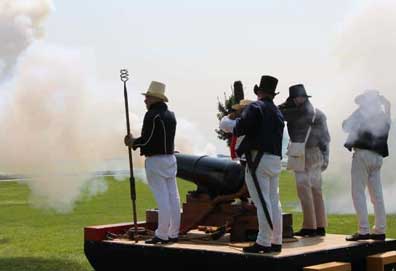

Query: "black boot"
left=145, top=236, right=169, bottom=244
left=271, top=243, right=282, bottom=252
left=168, top=237, right=179, bottom=243
left=370, top=233, right=386, bottom=241
left=294, top=228, right=317, bottom=237
left=316, top=227, right=326, bottom=236
left=345, top=233, right=370, bottom=241
left=243, top=243, right=271, bottom=253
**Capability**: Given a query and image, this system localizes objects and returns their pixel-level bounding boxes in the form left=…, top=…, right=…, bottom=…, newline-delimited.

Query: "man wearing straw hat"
left=234, top=75, right=284, bottom=253
left=279, top=84, right=330, bottom=237
left=125, top=81, right=180, bottom=244
left=219, top=99, right=253, bottom=159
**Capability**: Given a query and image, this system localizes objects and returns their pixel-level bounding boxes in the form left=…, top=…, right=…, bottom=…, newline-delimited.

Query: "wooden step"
left=366, top=251, right=396, bottom=271
left=303, top=261, right=351, bottom=271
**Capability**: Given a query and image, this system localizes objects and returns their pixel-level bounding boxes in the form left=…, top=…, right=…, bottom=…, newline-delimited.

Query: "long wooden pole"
left=120, top=69, right=138, bottom=242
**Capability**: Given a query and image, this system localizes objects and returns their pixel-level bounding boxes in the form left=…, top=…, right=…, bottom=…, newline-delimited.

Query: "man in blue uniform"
left=234, top=75, right=285, bottom=253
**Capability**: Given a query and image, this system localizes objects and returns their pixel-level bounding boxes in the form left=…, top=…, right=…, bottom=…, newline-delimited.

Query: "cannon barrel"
left=175, top=153, right=244, bottom=197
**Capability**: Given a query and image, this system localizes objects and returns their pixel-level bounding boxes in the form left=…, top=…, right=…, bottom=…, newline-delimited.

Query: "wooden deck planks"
left=107, top=233, right=385, bottom=258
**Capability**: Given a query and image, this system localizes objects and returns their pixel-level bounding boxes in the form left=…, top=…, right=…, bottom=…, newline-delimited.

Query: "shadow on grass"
left=0, top=238, right=10, bottom=244
left=0, top=257, right=91, bottom=271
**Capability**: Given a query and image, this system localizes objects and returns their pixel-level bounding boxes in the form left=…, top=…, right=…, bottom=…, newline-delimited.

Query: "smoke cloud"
left=0, top=0, right=52, bottom=80
left=0, top=41, right=129, bottom=212
left=323, top=0, right=396, bottom=214
left=0, top=0, right=214, bottom=212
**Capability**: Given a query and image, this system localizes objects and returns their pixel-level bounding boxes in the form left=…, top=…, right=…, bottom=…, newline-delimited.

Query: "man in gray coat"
left=279, top=84, right=330, bottom=237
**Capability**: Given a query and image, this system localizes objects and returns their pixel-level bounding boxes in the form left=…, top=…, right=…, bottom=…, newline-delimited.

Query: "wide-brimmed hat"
left=354, top=90, right=380, bottom=105
left=142, top=81, right=168, bottom=102
left=254, top=75, right=279, bottom=95
left=288, top=84, right=311, bottom=98
left=231, top=99, right=253, bottom=110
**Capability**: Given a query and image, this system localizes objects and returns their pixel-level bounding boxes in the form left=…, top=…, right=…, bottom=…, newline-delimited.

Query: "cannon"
left=175, top=153, right=245, bottom=198
left=145, top=153, right=293, bottom=242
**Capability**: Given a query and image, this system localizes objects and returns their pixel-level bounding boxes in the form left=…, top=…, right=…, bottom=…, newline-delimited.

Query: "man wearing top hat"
left=234, top=75, right=285, bottom=253
left=124, top=81, right=180, bottom=244
left=279, top=84, right=330, bottom=237
left=343, top=90, right=391, bottom=241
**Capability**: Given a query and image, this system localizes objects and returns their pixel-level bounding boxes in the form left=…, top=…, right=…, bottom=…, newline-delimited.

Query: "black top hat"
left=233, top=80, right=244, bottom=102
left=233, top=80, right=243, bottom=89
left=254, top=75, right=279, bottom=95
left=288, top=84, right=311, bottom=98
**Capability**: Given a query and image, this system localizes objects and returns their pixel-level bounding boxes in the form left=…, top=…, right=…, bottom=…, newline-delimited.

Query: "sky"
left=44, top=0, right=365, bottom=154
left=2, top=0, right=396, bottom=213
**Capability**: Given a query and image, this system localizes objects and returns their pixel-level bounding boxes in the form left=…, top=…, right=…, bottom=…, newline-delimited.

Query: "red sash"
left=230, top=135, right=237, bottom=159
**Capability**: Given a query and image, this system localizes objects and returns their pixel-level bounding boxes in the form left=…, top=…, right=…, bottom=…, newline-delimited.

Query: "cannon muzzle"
left=175, top=153, right=244, bottom=198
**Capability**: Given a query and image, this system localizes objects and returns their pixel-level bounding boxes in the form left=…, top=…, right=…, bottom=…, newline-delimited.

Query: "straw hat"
left=232, top=99, right=253, bottom=110
left=142, top=81, right=168, bottom=102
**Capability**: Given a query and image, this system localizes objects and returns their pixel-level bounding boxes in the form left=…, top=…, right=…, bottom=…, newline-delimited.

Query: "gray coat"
left=279, top=100, right=330, bottom=159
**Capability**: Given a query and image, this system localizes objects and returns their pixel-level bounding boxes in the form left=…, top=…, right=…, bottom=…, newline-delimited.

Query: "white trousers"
left=294, top=147, right=327, bottom=229
left=351, top=149, right=386, bottom=235
left=245, top=153, right=283, bottom=247
left=145, top=154, right=181, bottom=240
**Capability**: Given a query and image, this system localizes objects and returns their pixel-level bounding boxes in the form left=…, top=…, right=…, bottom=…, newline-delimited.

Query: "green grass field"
left=0, top=171, right=395, bottom=271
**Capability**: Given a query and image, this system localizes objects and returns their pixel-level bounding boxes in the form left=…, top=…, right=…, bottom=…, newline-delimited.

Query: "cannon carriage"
left=145, top=153, right=293, bottom=241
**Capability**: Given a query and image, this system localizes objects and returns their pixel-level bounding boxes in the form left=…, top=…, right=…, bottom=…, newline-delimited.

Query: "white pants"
left=245, top=153, right=282, bottom=247
left=294, top=147, right=327, bottom=229
left=351, top=149, right=386, bottom=235
left=145, top=154, right=181, bottom=240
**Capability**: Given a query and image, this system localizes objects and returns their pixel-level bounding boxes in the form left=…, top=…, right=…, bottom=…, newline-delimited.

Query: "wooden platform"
left=101, top=233, right=390, bottom=258
left=84, top=227, right=396, bottom=271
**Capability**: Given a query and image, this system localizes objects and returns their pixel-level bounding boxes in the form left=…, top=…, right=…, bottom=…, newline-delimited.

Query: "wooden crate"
left=303, top=261, right=351, bottom=271
left=366, top=251, right=396, bottom=271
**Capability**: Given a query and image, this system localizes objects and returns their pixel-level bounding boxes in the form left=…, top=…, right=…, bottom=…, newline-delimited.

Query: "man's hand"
left=124, top=134, right=135, bottom=147
left=321, top=159, right=329, bottom=172
left=321, top=148, right=329, bottom=171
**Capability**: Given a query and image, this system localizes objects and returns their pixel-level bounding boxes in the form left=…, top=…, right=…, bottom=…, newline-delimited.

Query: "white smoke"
left=176, top=118, right=217, bottom=156
left=343, top=90, right=390, bottom=148
left=0, top=41, right=129, bottom=212
left=0, top=0, right=52, bottom=80
left=0, top=0, right=212, bottom=212
left=324, top=0, right=396, bottom=214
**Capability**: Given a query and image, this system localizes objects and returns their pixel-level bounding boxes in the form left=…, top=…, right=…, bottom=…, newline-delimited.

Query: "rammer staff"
left=120, top=69, right=138, bottom=242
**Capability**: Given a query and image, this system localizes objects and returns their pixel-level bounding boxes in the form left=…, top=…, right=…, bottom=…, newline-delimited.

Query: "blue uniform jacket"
left=234, top=98, right=284, bottom=158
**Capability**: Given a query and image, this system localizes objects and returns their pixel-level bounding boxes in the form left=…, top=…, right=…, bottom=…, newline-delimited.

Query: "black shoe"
left=243, top=243, right=271, bottom=253
left=271, top=243, right=282, bottom=252
left=316, top=227, right=326, bottom=236
left=145, top=236, right=168, bottom=244
left=168, top=237, right=179, bottom=243
left=294, top=228, right=317, bottom=237
left=370, top=233, right=386, bottom=241
left=345, top=233, right=370, bottom=241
